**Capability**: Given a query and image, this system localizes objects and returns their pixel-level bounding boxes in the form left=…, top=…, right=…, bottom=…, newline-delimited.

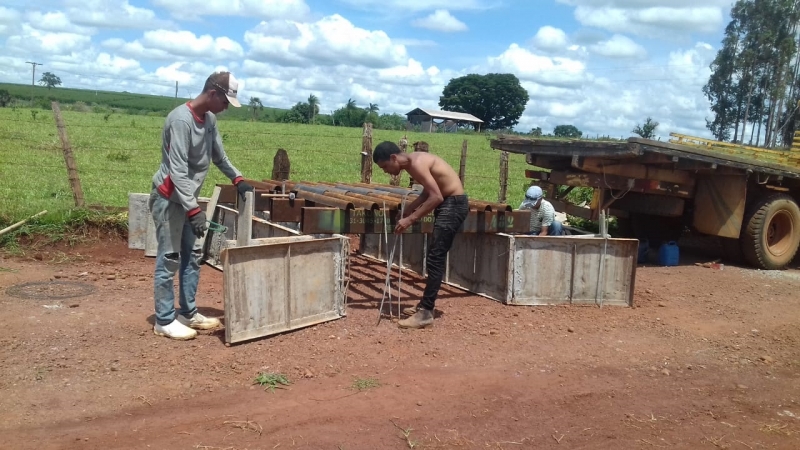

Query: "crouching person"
left=520, top=186, right=564, bottom=236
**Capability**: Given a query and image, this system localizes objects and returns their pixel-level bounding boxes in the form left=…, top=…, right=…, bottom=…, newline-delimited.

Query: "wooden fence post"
left=458, top=139, right=468, bottom=185
left=51, top=101, right=85, bottom=208
left=498, top=151, right=509, bottom=203
left=272, top=148, right=290, bottom=181
left=361, top=123, right=373, bottom=184
left=390, top=134, right=408, bottom=186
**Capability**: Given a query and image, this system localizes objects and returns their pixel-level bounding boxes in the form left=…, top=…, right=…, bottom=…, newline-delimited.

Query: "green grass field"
left=0, top=82, right=286, bottom=121
left=0, top=107, right=532, bottom=227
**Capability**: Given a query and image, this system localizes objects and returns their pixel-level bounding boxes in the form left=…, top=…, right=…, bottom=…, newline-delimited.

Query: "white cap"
left=222, top=73, right=241, bottom=108
left=209, top=71, right=241, bottom=108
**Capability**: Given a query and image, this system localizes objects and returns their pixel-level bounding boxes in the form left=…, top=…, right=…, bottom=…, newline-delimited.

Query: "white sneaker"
left=153, top=320, right=197, bottom=340
left=177, top=312, right=221, bottom=330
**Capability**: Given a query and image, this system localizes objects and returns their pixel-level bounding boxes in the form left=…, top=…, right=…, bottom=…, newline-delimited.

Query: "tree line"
left=704, top=0, right=800, bottom=147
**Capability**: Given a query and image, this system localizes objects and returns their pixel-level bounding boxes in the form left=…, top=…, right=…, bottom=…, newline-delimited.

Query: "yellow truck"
left=492, top=133, right=800, bottom=270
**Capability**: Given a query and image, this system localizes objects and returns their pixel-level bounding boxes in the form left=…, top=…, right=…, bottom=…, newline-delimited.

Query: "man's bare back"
left=405, top=152, right=464, bottom=198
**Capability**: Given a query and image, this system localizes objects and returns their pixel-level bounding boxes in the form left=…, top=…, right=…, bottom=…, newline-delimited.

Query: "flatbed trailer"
left=491, top=133, right=800, bottom=270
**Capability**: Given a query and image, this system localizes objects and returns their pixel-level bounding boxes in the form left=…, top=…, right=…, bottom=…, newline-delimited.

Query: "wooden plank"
left=574, top=156, right=694, bottom=185
left=526, top=154, right=574, bottom=170
left=492, top=136, right=642, bottom=158
left=222, top=237, right=346, bottom=344
left=630, top=138, right=800, bottom=179
left=549, top=199, right=593, bottom=220
left=252, top=217, right=302, bottom=238
left=526, top=170, right=694, bottom=198
left=669, top=132, right=800, bottom=165
left=691, top=174, right=746, bottom=239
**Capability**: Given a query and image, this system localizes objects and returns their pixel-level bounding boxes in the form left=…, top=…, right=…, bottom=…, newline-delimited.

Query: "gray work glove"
left=188, top=210, right=207, bottom=238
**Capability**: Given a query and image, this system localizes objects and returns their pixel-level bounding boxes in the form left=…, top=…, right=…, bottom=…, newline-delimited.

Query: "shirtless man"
left=372, top=141, right=469, bottom=329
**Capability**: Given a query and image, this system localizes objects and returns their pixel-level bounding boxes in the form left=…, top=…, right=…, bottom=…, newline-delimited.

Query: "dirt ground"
left=1, top=234, right=800, bottom=450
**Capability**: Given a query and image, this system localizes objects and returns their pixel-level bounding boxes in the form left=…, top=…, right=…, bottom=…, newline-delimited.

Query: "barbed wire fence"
left=0, top=102, right=517, bottom=225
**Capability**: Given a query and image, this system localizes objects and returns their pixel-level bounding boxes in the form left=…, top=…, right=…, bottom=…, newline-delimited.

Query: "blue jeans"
left=530, top=220, right=564, bottom=236
left=149, top=191, right=201, bottom=326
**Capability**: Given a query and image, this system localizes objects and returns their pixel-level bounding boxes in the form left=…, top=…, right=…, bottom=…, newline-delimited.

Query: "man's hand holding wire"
left=395, top=217, right=413, bottom=234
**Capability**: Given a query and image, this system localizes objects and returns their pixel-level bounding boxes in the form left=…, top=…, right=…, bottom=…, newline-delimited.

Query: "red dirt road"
left=1, top=236, right=799, bottom=450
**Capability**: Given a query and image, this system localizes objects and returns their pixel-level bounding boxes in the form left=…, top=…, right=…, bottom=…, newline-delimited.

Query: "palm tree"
left=307, top=94, right=319, bottom=123
left=367, top=103, right=379, bottom=114
left=346, top=98, right=357, bottom=110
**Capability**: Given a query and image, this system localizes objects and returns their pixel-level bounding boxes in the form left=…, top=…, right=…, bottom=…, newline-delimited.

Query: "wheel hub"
left=765, top=211, right=794, bottom=257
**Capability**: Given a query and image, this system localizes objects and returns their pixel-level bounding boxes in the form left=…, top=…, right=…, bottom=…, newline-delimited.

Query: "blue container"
left=658, top=241, right=680, bottom=266
left=637, top=239, right=649, bottom=264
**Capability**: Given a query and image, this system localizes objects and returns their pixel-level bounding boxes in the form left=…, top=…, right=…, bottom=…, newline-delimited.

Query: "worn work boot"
left=177, top=312, right=221, bottom=330
left=154, top=320, right=197, bottom=340
left=398, top=308, right=434, bottom=329
left=402, top=304, right=421, bottom=316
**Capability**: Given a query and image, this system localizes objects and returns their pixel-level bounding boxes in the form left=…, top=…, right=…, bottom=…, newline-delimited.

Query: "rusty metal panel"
left=300, top=208, right=530, bottom=234
left=692, top=174, right=746, bottom=239
left=270, top=198, right=305, bottom=222
left=222, top=236, right=347, bottom=344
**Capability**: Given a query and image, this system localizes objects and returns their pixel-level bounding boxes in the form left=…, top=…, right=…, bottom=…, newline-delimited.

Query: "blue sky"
left=0, top=0, right=734, bottom=138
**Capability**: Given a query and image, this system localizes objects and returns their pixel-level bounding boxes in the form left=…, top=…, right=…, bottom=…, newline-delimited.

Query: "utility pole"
left=175, top=81, right=178, bottom=99
left=26, top=61, right=43, bottom=105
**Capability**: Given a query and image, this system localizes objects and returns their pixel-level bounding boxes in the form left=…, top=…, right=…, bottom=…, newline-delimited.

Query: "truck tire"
left=741, top=194, right=800, bottom=270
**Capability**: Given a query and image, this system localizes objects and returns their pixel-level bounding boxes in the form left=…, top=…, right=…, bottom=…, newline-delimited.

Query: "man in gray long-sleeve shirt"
left=148, top=71, right=254, bottom=340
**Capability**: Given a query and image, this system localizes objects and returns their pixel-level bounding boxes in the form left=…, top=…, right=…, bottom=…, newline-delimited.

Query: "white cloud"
left=532, top=26, right=569, bottom=52
left=25, top=11, right=96, bottom=35
left=510, top=41, right=717, bottom=139
left=5, top=24, right=91, bottom=55
left=0, top=0, right=725, bottom=142
left=0, top=6, right=21, bottom=35
left=487, top=44, right=588, bottom=88
left=151, top=0, right=309, bottom=21
left=64, top=0, right=173, bottom=30
left=339, top=0, right=493, bottom=13
left=394, top=38, right=438, bottom=48
left=577, top=6, right=723, bottom=36
left=589, top=34, right=646, bottom=58
left=102, top=38, right=174, bottom=61
left=244, top=15, right=409, bottom=69
left=412, top=10, right=468, bottom=33
left=103, top=30, right=243, bottom=62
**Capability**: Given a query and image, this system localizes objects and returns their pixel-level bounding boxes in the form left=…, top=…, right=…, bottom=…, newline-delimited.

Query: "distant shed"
left=405, top=108, right=484, bottom=133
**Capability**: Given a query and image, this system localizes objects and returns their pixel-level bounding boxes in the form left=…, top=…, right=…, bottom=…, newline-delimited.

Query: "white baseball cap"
left=209, top=71, right=241, bottom=108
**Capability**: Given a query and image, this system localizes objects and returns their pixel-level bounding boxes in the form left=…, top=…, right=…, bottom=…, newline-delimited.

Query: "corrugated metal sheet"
left=406, top=108, right=484, bottom=123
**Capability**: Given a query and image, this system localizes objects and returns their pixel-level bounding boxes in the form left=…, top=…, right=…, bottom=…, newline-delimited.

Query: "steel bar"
left=301, top=208, right=530, bottom=234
